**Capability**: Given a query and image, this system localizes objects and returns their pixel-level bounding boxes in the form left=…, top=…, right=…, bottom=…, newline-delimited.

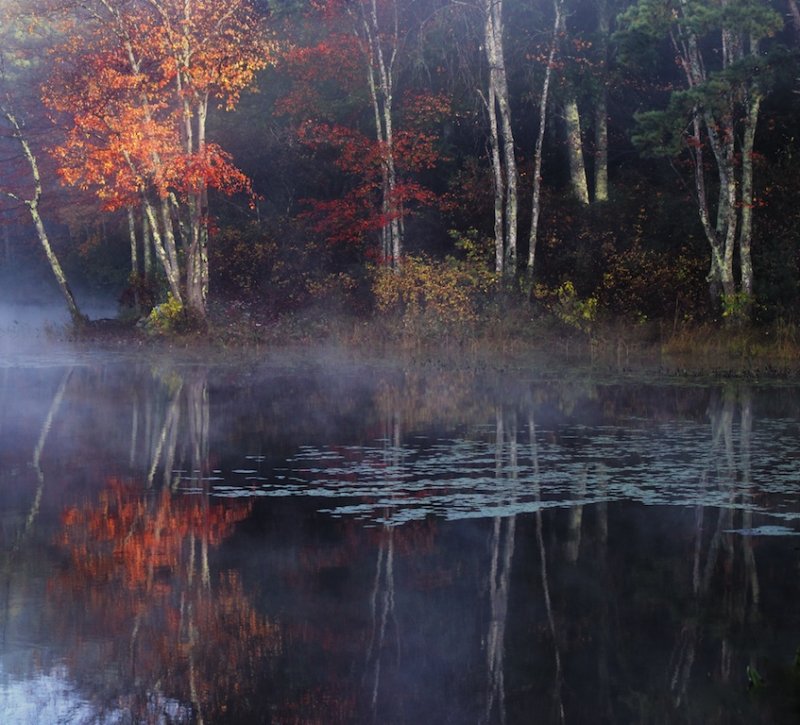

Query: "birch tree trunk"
left=142, top=198, right=183, bottom=303
left=354, top=0, right=402, bottom=269
left=664, top=0, right=775, bottom=315
left=1, top=107, right=85, bottom=326
left=486, top=84, right=505, bottom=275
left=127, top=207, right=139, bottom=282
left=142, top=202, right=153, bottom=283
left=482, top=0, right=518, bottom=279
left=127, top=207, right=140, bottom=308
left=527, top=0, right=563, bottom=278
left=97, top=0, right=187, bottom=307
left=739, top=89, right=761, bottom=302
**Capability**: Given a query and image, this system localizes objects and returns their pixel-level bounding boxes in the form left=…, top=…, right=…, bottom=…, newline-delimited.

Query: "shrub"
left=144, top=293, right=185, bottom=334
left=373, top=251, right=495, bottom=339
left=534, top=280, right=598, bottom=334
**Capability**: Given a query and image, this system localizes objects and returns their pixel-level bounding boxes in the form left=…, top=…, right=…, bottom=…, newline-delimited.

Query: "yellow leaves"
left=373, top=254, right=488, bottom=336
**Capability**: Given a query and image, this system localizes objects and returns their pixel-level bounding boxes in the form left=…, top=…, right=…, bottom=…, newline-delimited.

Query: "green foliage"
left=534, top=281, right=598, bottom=335
left=144, top=293, right=185, bottom=335
left=622, top=0, right=783, bottom=160
left=447, top=228, right=499, bottom=293
left=631, top=109, right=685, bottom=158
left=747, top=664, right=765, bottom=690
left=619, top=0, right=781, bottom=41
left=721, top=292, right=755, bottom=323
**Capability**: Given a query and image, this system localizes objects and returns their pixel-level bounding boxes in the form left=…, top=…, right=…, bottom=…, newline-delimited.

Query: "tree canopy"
left=1, top=0, right=798, bottom=329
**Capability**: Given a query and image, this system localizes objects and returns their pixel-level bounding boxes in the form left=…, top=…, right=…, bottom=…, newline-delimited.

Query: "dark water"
left=1, top=353, right=799, bottom=724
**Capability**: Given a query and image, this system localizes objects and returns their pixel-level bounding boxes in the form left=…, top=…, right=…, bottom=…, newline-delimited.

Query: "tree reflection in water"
left=669, top=386, right=761, bottom=709
left=50, top=367, right=280, bottom=724
left=0, top=362, right=796, bottom=723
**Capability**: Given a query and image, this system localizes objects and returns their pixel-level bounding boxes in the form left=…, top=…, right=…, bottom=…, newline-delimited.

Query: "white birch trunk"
left=739, top=90, right=761, bottom=300
left=143, top=199, right=183, bottom=303
left=485, top=84, right=505, bottom=275
left=127, top=207, right=139, bottom=280
left=1, top=108, right=85, bottom=325
left=355, top=0, right=401, bottom=269
left=142, top=202, right=153, bottom=281
left=528, top=0, right=562, bottom=277
left=482, top=0, right=517, bottom=278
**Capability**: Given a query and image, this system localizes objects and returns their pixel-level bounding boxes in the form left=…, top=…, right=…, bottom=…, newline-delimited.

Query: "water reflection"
left=0, top=360, right=798, bottom=723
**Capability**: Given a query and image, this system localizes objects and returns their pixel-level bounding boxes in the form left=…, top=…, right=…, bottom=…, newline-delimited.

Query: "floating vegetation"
left=725, top=525, right=800, bottom=537
left=207, top=416, right=800, bottom=526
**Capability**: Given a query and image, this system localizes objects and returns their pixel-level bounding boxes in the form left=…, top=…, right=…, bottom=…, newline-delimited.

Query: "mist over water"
left=0, top=262, right=118, bottom=366
left=1, top=357, right=799, bottom=723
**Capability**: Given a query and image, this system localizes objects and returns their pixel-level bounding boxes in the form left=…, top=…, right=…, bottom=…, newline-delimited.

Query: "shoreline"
left=45, top=304, right=800, bottom=382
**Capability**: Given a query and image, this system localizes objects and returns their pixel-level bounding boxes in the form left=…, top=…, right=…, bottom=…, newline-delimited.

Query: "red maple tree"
left=277, top=0, right=448, bottom=263
left=43, top=0, right=272, bottom=319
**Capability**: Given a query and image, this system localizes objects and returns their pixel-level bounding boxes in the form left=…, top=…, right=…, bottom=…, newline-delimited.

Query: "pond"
left=0, top=351, right=799, bottom=723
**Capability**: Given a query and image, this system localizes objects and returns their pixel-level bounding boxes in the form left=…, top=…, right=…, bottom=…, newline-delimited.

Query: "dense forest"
left=0, top=0, right=799, bottom=337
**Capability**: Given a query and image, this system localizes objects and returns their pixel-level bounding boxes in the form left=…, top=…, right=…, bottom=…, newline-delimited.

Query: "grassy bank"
left=65, top=297, right=800, bottom=379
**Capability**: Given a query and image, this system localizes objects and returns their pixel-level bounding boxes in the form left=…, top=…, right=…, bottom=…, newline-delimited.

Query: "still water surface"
left=1, top=353, right=799, bottom=723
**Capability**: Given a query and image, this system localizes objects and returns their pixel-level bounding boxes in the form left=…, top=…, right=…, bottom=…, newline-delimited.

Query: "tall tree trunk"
left=1, top=108, right=85, bottom=325
left=355, top=0, right=401, bottom=269
left=669, top=7, right=741, bottom=308
left=142, top=198, right=183, bottom=303
left=715, top=140, right=738, bottom=301
left=178, top=15, right=208, bottom=321
left=127, top=207, right=139, bottom=281
left=528, top=0, right=563, bottom=279
left=106, top=5, right=187, bottom=309
left=142, top=201, right=153, bottom=283
left=739, top=90, right=760, bottom=303
left=127, top=207, right=140, bottom=309
left=564, top=94, right=589, bottom=205
left=486, top=84, right=505, bottom=275
left=29, top=203, right=84, bottom=325
left=593, top=0, right=610, bottom=203
left=482, top=0, right=518, bottom=278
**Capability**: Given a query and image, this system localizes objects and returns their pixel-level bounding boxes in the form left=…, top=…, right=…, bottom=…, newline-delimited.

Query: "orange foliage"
left=58, top=480, right=251, bottom=590
left=43, top=0, right=272, bottom=211
left=52, top=479, right=281, bottom=721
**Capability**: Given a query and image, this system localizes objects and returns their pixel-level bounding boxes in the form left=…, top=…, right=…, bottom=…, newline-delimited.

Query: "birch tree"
left=350, top=0, right=403, bottom=267
left=556, top=3, right=590, bottom=206
left=527, top=0, right=564, bottom=277
left=480, top=0, right=518, bottom=278
left=43, top=0, right=271, bottom=322
left=0, top=3, right=85, bottom=325
left=593, top=0, right=611, bottom=203
left=0, top=105, right=85, bottom=325
left=619, top=0, right=783, bottom=319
